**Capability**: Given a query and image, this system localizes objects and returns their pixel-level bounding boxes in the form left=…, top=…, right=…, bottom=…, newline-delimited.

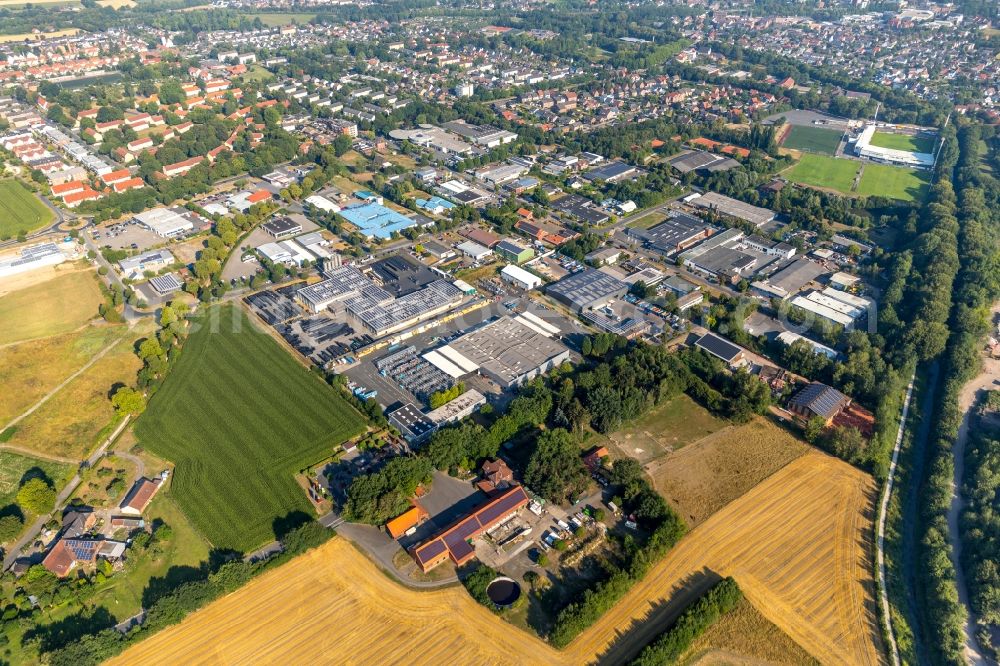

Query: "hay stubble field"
left=111, top=452, right=883, bottom=666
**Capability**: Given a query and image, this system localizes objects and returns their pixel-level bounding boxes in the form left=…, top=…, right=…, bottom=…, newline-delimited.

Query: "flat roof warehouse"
left=546, top=268, right=628, bottom=312
left=296, top=265, right=466, bottom=338
left=424, top=314, right=569, bottom=388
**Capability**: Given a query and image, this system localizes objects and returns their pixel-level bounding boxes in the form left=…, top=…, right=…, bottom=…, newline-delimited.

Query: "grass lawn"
left=0, top=451, right=73, bottom=508
left=602, top=393, right=728, bottom=465
left=784, top=153, right=859, bottom=194
left=0, top=267, right=103, bottom=345
left=626, top=211, right=667, bottom=230
left=134, top=304, right=368, bottom=552
left=5, top=326, right=146, bottom=460
left=0, top=180, right=54, bottom=238
left=782, top=125, right=843, bottom=156
left=240, top=64, right=274, bottom=83
left=857, top=163, right=931, bottom=202
left=869, top=131, right=935, bottom=154
left=0, top=325, right=123, bottom=426
left=242, top=11, right=316, bottom=26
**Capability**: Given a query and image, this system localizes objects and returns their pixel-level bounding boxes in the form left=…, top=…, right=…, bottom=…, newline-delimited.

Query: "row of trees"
left=629, top=577, right=743, bottom=666
left=951, top=127, right=1000, bottom=660
left=914, top=124, right=994, bottom=665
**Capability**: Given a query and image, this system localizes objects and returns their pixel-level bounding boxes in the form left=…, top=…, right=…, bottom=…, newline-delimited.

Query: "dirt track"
left=110, top=452, right=883, bottom=666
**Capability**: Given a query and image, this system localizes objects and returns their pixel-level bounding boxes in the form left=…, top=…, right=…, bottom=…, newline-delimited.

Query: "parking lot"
left=92, top=221, right=163, bottom=252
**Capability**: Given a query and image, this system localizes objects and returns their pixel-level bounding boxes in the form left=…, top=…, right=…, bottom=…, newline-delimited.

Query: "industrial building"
left=118, top=249, right=175, bottom=279
left=495, top=239, right=534, bottom=264
left=338, top=202, right=418, bottom=240
left=751, top=257, right=827, bottom=300
left=257, top=239, right=314, bottom=268
left=629, top=212, right=714, bottom=256
left=295, top=265, right=465, bottom=338
left=546, top=268, right=628, bottom=313
left=133, top=207, right=202, bottom=238
left=262, top=217, right=303, bottom=239
left=0, top=242, right=66, bottom=279
left=387, top=403, right=436, bottom=445
left=424, top=389, right=487, bottom=426
left=584, top=160, right=638, bottom=183
left=690, top=192, right=776, bottom=228
left=457, top=240, right=492, bottom=261
left=500, top=264, right=542, bottom=290
left=694, top=332, right=748, bottom=369
left=789, top=287, right=872, bottom=330
left=423, top=314, right=569, bottom=388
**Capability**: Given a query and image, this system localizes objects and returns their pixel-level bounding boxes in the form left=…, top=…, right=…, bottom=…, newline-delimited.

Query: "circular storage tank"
left=486, top=576, right=521, bottom=608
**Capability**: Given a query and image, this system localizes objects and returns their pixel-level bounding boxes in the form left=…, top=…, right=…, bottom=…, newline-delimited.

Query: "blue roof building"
left=414, top=196, right=457, bottom=214
left=339, top=202, right=417, bottom=239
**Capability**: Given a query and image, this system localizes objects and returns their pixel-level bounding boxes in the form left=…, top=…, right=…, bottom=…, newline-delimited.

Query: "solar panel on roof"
left=416, top=539, right=447, bottom=563
left=476, top=487, right=529, bottom=526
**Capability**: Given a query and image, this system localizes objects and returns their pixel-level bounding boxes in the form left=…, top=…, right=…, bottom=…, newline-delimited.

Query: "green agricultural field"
left=782, top=125, right=843, bottom=156
left=0, top=180, right=54, bottom=238
left=134, top=304, right=368, bottom=552
left=784, top=153, right=859, bottom=194
left=857, top=163, right=931, bottom=202
left=868, top=131, right=935, bottom=154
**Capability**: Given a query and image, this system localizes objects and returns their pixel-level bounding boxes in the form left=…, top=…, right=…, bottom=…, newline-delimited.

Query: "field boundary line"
left=876, top=369, right=915, bottom=666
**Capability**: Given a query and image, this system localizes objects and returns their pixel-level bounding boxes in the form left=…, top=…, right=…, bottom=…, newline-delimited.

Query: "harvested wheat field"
left=678, top=597, right=820, bottom=666
left=649, top=416, right=810, bottom=527
left=112, top=451, right=882, bottom=666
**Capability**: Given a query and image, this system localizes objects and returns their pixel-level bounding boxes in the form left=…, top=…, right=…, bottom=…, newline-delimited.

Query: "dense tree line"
left=950, top=128, right=1000, bottom=659
left=629, top=577, right=743, bottom=666
left=912, top=125, right=998, bottom=665
left=962, top=428, right=1000, bottom=659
